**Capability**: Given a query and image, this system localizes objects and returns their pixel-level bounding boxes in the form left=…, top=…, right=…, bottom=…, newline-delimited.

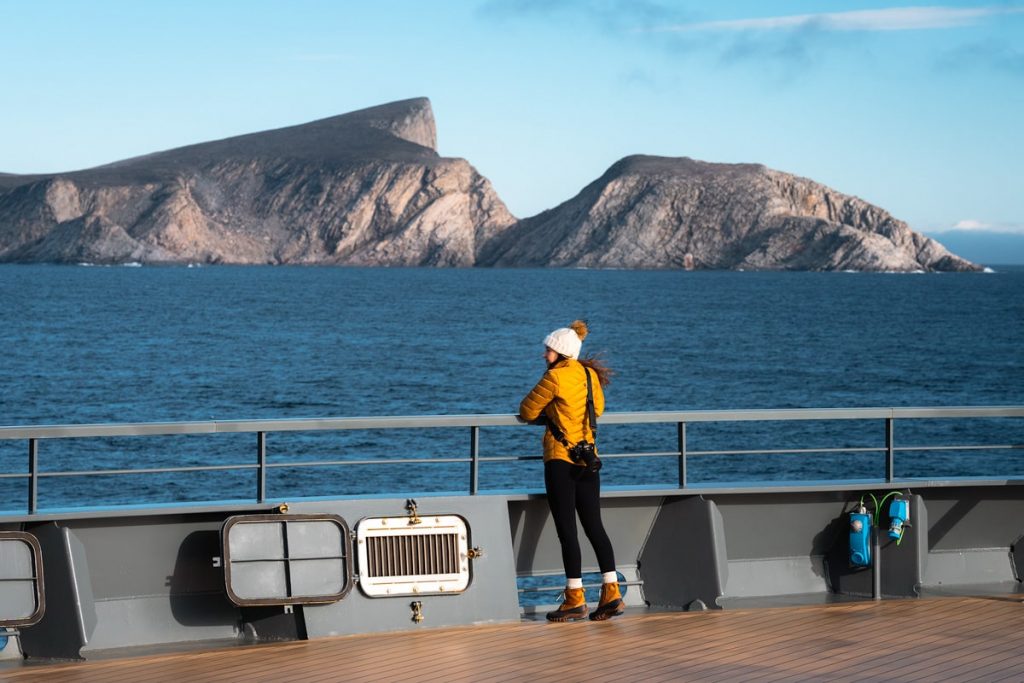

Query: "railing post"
left=257, top=431, right=267, bottom=504
left=469, top=426, right=480, bottom=495
left=28, top=438, right=38, bottom=514
left=677, top=422, right=687, bottom=488
left=872, top=524, right=882, bottom=600
left=885, top=418, right=895, bottom=483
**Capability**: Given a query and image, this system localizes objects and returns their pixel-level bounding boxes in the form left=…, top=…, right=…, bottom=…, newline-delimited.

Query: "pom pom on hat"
left=544, top=320, right=588, bottom=359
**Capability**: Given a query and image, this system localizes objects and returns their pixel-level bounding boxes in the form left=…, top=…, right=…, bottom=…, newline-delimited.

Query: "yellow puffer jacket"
left=519, top=359, right=605, bottom=464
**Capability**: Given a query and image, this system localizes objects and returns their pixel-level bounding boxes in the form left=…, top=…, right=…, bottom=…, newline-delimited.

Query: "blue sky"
left=1, top=1, right=1022, bottom=259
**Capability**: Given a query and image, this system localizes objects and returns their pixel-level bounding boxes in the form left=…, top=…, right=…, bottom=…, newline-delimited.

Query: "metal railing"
left=1, top=406, right=1022, bottom=514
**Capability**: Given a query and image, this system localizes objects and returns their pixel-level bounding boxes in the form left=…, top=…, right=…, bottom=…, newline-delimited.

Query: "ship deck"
left=3, top=596, right=1023, bottom=682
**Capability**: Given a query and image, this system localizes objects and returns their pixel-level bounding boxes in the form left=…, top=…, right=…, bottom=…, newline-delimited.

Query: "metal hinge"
left=406, top=498, right=422, bottom=525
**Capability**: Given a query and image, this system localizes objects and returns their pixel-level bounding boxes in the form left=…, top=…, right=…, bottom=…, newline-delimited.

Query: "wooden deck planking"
left=749, top=600, right=993, bottom=682
left=1, top=597, right=1022, bottom=683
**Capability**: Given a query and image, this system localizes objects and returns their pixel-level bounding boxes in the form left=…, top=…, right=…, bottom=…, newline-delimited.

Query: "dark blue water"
left=1, top=265, right=1021, bottom=511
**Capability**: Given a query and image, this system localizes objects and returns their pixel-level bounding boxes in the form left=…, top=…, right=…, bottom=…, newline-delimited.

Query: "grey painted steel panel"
left=18, top=524, right=96, bottom=660
left=725, top=557, right=828, bottom=598
left=919, top=486, right=1024, bottom=551
left=710, top=491, right=855, bottom=559
left=704, top=490, right=925, bottom=600
left=918, top=485, right=1022, bottom=588
left=84, top=596, right=240, bottom=652
left=922, top=549, right=1016, bottom=586
left=72, top=517, right=227, bottom=600
left=508, top=497, right=659, bottom=577
left=297, top=496, right=521, bottom=638
left=508, top=499, right=562, bottom=574
left=638, top=496, right=727, bottom=609
left=5, top=479, right=1022, bottom=659
left=73, top=519, right=240, bottom=652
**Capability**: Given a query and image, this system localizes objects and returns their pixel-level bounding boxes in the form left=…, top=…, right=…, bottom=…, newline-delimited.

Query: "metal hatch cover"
left=356, top=514, right=471, bottom=597
left=0, top=531, right=45, bottom=627
left=221, top=514, right=353, bottom=607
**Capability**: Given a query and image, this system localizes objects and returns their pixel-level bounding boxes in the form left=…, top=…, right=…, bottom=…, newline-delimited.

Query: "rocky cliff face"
left=0, top=106, right=977, bottom=271
left=478, top=156, right=979, bottom=272
left=0, top=98, right=515, bottom=265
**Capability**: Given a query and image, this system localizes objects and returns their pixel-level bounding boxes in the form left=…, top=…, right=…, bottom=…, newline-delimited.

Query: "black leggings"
left=544, top=460, right=616, bottom=577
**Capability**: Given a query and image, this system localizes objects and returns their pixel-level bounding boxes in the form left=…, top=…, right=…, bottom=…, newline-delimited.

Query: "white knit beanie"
left=543, top=320, right=588, bottom=359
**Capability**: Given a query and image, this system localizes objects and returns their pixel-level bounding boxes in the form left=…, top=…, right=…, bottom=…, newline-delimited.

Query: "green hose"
left=857, top=491, right=906, bottom=544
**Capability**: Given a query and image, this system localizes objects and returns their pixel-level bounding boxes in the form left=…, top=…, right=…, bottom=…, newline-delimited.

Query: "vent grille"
left=357, top=515, right=470, bottom=597
left=366, top=533, right=460, bottom=578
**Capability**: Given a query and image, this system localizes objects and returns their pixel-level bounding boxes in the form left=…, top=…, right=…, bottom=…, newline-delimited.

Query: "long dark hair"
left=579, top=355, right=614, bottom=387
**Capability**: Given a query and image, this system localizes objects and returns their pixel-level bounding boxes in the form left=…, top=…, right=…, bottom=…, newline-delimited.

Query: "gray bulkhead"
left=2, top=481, right=1023, bottom=660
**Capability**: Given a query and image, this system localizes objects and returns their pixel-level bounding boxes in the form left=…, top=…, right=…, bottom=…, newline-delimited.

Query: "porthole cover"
left=0, top=531, right=45, bottom=627
left=222, top=514, right=353, bottom=606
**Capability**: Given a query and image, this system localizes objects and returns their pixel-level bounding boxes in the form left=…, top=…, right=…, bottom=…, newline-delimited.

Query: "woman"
left=519, top=320, right=624, bottom=622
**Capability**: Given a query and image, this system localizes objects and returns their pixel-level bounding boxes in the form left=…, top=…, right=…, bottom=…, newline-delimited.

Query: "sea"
left=1, top=264, right=1022, bottom=511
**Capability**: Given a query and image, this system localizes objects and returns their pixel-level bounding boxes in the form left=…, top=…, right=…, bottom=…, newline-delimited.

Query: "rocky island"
left=0, top=98, right=978, bottom=271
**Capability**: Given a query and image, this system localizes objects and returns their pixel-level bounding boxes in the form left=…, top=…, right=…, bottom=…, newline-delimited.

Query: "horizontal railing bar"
left=519, top=580, right=644, bottom=593
left=477, top=455, right=544, bottom=462
left=482, top=447, right=886, bottom=462
left=605, top=408, right=894, bottom=423
left=265, top=457, right=471, bottom=468
left=479, top=444, right=1023, bottom=463
left=892, top=444, right=1023, bottom=452
left=0, top=422, right=220, bottom=440
left=37, top=464, right=256, bottom=477
left=687, top=447, right=885, bottom=457
left=2, top=406, right=1021, bottom=440
left=10, top=443, right=1015, bottom=480
left=474, top=452, right=681, bottom=463
left=890, top=407, right=1024, bottom=419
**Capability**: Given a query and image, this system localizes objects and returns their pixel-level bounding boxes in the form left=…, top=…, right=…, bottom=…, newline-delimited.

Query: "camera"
left=569, top=440, right=601, bottom=473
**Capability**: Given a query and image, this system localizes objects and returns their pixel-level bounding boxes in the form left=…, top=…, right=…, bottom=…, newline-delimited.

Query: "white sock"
left=566, top=577, right=584, bottom=589
left=602, top=571, right=618, bottom=584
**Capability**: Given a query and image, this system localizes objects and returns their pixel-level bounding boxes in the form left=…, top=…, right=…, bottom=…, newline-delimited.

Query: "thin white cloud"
left=954, top=219, right=992, bottom=230
left=930, top=220, right=1024, bottom=234
left=652, top=6, right=1024, bottom=33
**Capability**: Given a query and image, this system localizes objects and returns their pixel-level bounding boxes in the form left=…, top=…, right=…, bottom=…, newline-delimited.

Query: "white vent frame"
left=356, top=514, right=470, bottom=597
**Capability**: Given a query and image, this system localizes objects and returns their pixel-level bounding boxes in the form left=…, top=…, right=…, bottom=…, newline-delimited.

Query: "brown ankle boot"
left=546, top=587, right=588, bottom=622
left=589, top=582, right=625, bottom=621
